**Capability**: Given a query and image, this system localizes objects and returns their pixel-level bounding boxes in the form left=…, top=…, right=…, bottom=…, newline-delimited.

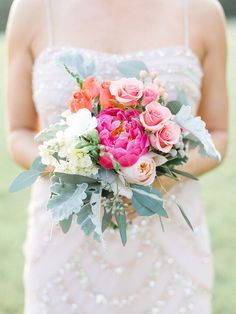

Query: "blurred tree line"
left=0, top=0, right=236, bottom=32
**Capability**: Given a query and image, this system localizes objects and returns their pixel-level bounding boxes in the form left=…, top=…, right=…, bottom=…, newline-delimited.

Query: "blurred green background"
left=0, top=1, right=236, bottom=314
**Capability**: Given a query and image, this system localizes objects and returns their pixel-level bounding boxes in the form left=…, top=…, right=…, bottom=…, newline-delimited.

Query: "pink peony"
left=140, top=102, right=172, bottom=132
left=142, top=84, right=160, bottom=106
left=120, top=153, right=157, bottom=186
left=97, top=108, right=150, bottom=169
left=150, top=121, right=181, bottom=153
left=109, top=78, right=143, bottom=106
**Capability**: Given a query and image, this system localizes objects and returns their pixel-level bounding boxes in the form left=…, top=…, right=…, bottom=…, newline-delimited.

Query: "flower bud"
left=179, top=150, right=186, bottom=158
left=163, top=92, right=169, bottom=100
left=170, top=149, right=178, bottom=158
left=150, top=71, right=158, bottom=80
left=159, top=87, right=166, bottom=96
left=139, top=70, right=148, bottom=80
left=153, top=78, right=161, bottom=86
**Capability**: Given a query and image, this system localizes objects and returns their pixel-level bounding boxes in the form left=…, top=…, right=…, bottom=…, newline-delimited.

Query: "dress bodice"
left=32, top=46, right=203, bottom=129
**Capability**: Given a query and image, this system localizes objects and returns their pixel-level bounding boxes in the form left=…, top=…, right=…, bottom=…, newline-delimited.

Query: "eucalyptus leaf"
left=32, top=156, right=46, bottom=172
left=176, top=203, right=194, bottom=231
left=9, top=170, right=40, bottom=193
left=116, top=60, right=149, bottom=78
left=166, top=101, right=183, bottom=114
left=131, top=185, right=168, bottom=218
left=171, top=169, right=198, bottom=181
left=60, top=215, right=73, bottom=233
left=132, top=197, right=156, bottom=216
left=56, top=52, right=96, bottom=79
left=115, top=210, right=127, bottom=246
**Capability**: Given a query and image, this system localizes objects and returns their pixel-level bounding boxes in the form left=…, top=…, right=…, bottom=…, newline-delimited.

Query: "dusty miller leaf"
left=35, top=123, right=67, bottom=142
left=48, top=182, right=88, bottom=221
left=175, top=106, right=221, bottom=161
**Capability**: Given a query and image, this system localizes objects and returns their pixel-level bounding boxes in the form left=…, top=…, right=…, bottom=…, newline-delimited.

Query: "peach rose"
left=82, top=76, right=100, bottom=99
left=99, top=80, right=116, bottom=109
left=110, top=78, right=143, bottom=106
left=68, top=89, right=92, bottom=113
left=150, top=122, right=181, bottom=153
left=142, top=84, right=160, bottom=106
left=120, top=153, right=157, bottom=186
left=140, top=102, right=172, bottom=132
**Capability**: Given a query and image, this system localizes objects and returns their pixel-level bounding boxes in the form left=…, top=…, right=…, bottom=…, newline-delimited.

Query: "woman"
left=6, top=0, right=228, bottom=313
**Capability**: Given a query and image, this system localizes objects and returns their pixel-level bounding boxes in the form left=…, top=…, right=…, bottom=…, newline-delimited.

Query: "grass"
left=0, top=20, right=236, bottom=314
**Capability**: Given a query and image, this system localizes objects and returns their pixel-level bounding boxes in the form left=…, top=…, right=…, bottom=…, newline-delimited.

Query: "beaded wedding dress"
left=23, top=1, right=214, bottom=313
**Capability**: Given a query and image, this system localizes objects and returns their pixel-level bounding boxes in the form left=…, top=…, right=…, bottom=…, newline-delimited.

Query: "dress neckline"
left=33, top=45, right=203, bottom=72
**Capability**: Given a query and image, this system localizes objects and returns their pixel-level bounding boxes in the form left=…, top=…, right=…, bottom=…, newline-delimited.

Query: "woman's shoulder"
left=7, top=0, right=44, bottom=35
left=9, top=0, right=44, bottom=18
left=190, top=0, right=225, bottom=22
left=7, top=0, right=45, bottom=50
left=190, top=0, right=226, bottom=49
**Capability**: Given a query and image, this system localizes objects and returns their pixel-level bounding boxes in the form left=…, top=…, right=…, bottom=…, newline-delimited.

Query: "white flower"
left=54, top=148, right=98, bottom=176
left=65, top=109, right=97, bottom=139
left=39, top=142, right=59, bottom=167
left=61, top=109, right=72, bottom=119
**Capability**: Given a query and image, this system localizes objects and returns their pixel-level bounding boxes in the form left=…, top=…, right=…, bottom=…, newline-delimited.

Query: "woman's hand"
left=40, top=165, right=55, bottom=178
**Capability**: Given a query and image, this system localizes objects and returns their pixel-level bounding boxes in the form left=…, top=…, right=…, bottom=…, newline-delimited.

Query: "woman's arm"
left=6, top=0, right=44, bottom=169
left=154, top=0, right=228, bottom=192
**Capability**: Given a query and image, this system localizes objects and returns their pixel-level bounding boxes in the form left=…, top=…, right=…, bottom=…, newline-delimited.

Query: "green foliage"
left=116, top=60, right=149, bottom=78
left=48, top=181, right=88, bottom=221
left=132, top=185, right=168, bottom=218
left=35, top=123, right=67, bottom=142
left=166, top=100, right=183, bottom=114
left=9, top=157, right=45, bottom=192
left=115, top=210, right=127, bottom=246
left=60, top=215, right=73, bottom=233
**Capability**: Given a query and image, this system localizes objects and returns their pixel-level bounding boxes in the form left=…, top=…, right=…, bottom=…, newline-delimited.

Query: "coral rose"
left=82, top=76, right=100, bottom=99
left=99, top=80, right=116, bottom=109
left=140, top=102, right=172, bottom=132
left=97, top=108, right=150, bottom=169
left=109, top=78, right=143, bottom=106
left=68, top=89, right=92, bottom=113
left=150, top=121, right=181, bottom=153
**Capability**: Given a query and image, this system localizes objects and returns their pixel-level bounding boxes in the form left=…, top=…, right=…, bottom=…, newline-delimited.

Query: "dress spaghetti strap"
left=183, top=0, right=190, bottom=48
left=43, top=0, right=54, bottom=46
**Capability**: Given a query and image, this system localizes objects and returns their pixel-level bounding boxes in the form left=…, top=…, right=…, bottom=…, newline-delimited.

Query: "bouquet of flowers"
left=10, top=58, right=220, bottom=246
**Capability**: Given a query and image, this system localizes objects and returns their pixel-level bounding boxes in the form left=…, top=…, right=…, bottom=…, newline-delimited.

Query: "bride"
left=6, top=0, right=228, bottom=313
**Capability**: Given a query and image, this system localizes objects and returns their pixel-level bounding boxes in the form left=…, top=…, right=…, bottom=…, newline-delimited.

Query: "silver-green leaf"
left=116, top=60, right=149, bottom=78
left=48, top=182, right=88, bottom=221
left=9, top=170, right=40, bottom=193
